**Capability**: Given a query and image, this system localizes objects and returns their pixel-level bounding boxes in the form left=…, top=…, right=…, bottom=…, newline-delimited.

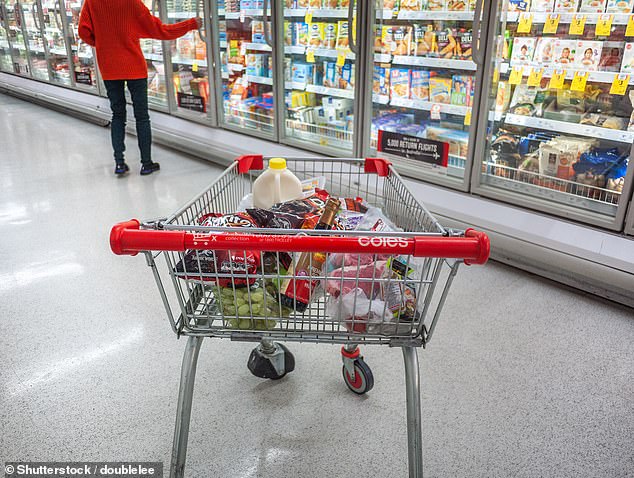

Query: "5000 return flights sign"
left=377, top=130, right=449, bottom=167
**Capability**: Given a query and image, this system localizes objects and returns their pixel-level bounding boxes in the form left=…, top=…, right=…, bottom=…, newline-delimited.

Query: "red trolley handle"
left=111, top=220, right=490, bottom=265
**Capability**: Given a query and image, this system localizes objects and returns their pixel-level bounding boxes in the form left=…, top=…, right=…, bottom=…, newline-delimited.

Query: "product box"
left=427, top=0, right=446, bottom=10
left=292, top=62, right=314, bottom=86
left=324, top=23, right=338, bottom=49
left=508, top=0, right=530, bottom=10
left=554, top=0, right=579, bottom=12
left=435, top=27, right=458, bottom=59
left=552, top=39, right=576, bottom=66
left=312, top=61, right=324, bottom=85
left=246, top=53, right=266, bottom=76
left=373, top=65, right=390, bottom=95
left=284, top=21, right=294, bottom=46
left=495, top=81, right=512, bottom=116
left=309, top=22, right=325, bottom=47
left=284, top=57, right=292, bottom=81
left=533, top=37, right=556, bottom=65
left=390, top=68, right=411, bottom=99
left=336, top=21, right=349, bottom=49
left=252, top=20, right=265, bottom=44
left=323, top=61, right=339, bottom=87
left=410, top=70, right=430, bottom=100
left=412, top=24, right=435, bottom=56
left=606, top=0, right=634, bottom=12
left=296, top=22, right=310, bottom=46
left=457, top=29, right=472, bottom=60
left=598, top=44, right=623, bottom=71
left=338, top=63, right=354, bottom=89
left=451, top=75, right=471, bottom=105
left=448, top=0, right=468, bottom=10
left=620, top=42, right=634, bottom=72
left=392, top=26, right=412, bottom=55
left=510, top=37, right=536, bottom=65
left=429, top=77, right=452, bottom=103
left=379, top=26, right=395, bottom=54
left=400, top=0, right=423, bottom=9
left=578, top=0, right=608, bottom=11
left=574, top=40, right=602, bottom=70
left=323, top=0, right=338, bottom=7
left=531, top=0, right=554, bottom=10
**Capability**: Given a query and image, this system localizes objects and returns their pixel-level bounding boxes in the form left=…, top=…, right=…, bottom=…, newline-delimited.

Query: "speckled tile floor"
left=1, top=93, right=633, bottom=478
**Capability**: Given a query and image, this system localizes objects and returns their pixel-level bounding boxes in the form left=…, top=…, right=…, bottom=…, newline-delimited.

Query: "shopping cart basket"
left=110, top=156, right=490, bottom=478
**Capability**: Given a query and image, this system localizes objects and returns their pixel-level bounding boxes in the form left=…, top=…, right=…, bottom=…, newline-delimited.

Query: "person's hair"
left=521, top=45, right=528, bottom=51
left=563, top=47, right=570, bottom=53
left=585, top=48, right=593, bottom=55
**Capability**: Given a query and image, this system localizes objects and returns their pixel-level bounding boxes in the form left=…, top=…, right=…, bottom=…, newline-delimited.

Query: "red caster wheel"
left=341, top=346, right=374, bottom=395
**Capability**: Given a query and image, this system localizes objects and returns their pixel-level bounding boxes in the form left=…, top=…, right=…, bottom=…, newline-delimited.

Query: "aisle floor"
left=1, top=93, right=633, bottom=478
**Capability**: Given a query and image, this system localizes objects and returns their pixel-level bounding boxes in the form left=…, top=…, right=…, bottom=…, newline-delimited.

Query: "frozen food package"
left=578, top=0, right=608, bottom=11
left=574, top=41, right=602, bottom=71
left=508, top=0, right=530, bottom=10
left=373, top=65, right=391, bottom=95
left=323, top=22, right=338, bottom=49
left=390, top=68, right=411, bottom=99
left=296, top=22, right=310, bottom=46
left=510, top=37, right=536, bottom=66
left=429, top=77, right=452, bottom=103
left=552, top=39, right=576, bottom=66
left=400, top=0, right=423, bottom=9
left=336, top=21, right=350, bottom=49
left=435, top=27, right=458, bottom=59
left=533, top=37, right=556, bottom=65
left=427, top=0, right=446, bottom=10
left=606, top=0, right=634, bottom=12
left=620, top=42, right=634, bottom=72
left=554, top=0, right=579, bottom=11
left=410, top=70, right=430, bottom=100
left=393, top=26, right=413, bottom=56
left=457, top=29, right=473, bottom=60
left=451, top=75, right=471, bottom=105
left=448, top=0, right=468, bottom=10
left=308, top=22, right=325, bottom=47
left=531, top=0, right=554, bottom=10
left=412, top=24, right=436, bottom=57
left=599, top=45, right=624, bottom=71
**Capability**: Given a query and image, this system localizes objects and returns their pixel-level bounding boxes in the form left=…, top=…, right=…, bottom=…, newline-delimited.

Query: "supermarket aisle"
left=1, top=93, right=633, bottom=478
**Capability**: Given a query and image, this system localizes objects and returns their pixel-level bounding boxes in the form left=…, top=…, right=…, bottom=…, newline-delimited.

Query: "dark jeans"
left=104, top=79, right=152, bottom=165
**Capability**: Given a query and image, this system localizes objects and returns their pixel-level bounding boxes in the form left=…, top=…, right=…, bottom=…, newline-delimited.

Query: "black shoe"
left=140, top=162, right=160, bottom=175
left=115, top=163, right=130, bottom=176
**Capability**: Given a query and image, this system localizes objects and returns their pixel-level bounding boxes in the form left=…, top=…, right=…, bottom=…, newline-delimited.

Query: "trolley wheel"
left=342, top=359, right=374, bottom=395
left=248, top=342, right=295, bottom=380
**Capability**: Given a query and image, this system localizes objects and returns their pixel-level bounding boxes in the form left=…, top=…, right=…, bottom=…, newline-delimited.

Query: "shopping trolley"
left=110, top=156, right=490, bottom=478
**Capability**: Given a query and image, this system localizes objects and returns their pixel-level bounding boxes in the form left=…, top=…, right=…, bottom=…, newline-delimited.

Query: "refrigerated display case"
left=471, top=0, right=634, bottom=229
left=140, top=0, right=169, bottom=108
left=362, top=0, right=486, bottom=188
left=279, top=0, right=361, bottom=155
left=166, top=0, right=213, bottom=120
left=19, top=0, right=50, bottom=80
left=0, top=2, right=13, bottom=71
left=40, top=0, right=71, bottom=85
left=216, top=0, right=277, bottom=139
left=66, top=0, right=98, bottom=90
left=4, top=0, right=31, bottom=75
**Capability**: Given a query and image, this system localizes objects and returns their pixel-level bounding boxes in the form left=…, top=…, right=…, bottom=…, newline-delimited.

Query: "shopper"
left=78, top=0, right=201, bottom=175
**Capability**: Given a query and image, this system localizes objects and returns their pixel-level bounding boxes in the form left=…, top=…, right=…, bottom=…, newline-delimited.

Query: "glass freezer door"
left=365, top=0, right=484, bottom=186
left=40, top=0, right=71, bottom=85
left=0, top=1, right=13, bottom=71
left=141, top=0, right=169, bottom=108
left=166, top=0, right=211, bottom=119
left=19, top=0, right=50, bottom=80
left=217, top=0, right=276, bottom=138
left=66, top=0, right=98, bottom=90
left=3, top=1, right=29, bottom=74
left=280, top=0, right=359, bottom=155
left=472, top=0, right=634, bottom=229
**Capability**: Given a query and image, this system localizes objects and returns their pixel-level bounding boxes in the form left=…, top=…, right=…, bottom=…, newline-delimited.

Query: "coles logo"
left=358, top=237, right=409, bottom=248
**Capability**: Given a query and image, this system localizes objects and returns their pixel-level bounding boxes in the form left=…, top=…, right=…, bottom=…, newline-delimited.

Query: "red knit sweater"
left=78, top=0, right=197, bottom=80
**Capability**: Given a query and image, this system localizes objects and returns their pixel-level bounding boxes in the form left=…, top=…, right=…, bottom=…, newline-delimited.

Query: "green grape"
left=265, top=319, right=277, bottom=330
left=238, top=304, right=250, bottom=316
left=228, top=319, right=240, bottom=328
left=251, top=291, right=264, bottom=303
left=238, top=319, right=252, bottom=329
left=236, top=298, right=246, bottom=307
left=221, top=287, right=235, bottom=297
left=255, top=320, right=267, bottom=330
left=224, top=305, right=236, bottom=316
left=251, top=304, right=261, bottom=315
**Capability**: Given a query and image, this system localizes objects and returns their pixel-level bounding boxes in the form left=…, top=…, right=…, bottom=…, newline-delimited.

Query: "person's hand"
left=195, top=17, right=203, bottom=29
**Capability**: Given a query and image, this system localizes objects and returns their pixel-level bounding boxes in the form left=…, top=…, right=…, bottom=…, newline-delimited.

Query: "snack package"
left=336, top=21, right=349, bottom=49
left=412, top=24, right=436, bottom=57
left=457, top=29, right=473, bottom=60
left=296, top=22, right=310, bottom=46
left=620, top=42, right=634, bottom=72
left=324, top=22, right=338, bottom=49
left=309, top=22, right=325, bottom=47
left=393, top=26, right=413, bottom=56
left=495, top=81, right=512, bottom=116
left=429, top=77, right=452, bottom=103
left=410, top=70, right=430, bottom=100
left=606, top=0, right=634, bottom=12
left=533, top=37, right=555, bottom=66
left=338, top=62, right=354, bottom=90
left=448, top=0, right=468, bottom=10
left=574, top=41, right=602, bottom=71
left=249, top=189, right=330, bottom=229
left=451, top=75, right=471, bottom=105
left=599, top=45, right=624, bottom=71
left=252, top=20, right=266, bottom=44
left=508, top=0, right=530, bottom=10
left=427, top=0, right=446, bottom=9
left=573, top=147, right=627, bottom=188
left=531, top=0, right=554, bottom=10
left=390, top=68, right=411, bottom=99
left=373, top=65, right=391, bottom=95
left=435, top=27, right=458, bottom=59
left=510, top=37, right=536, bottom=66
left=554, top=0, right=579, bottom=11
left=553, top=39, right=575, bottom=66
left=326, top=286, right=393, bottom=334
left=400, top=0, right=423, bottom=9
left=579, top=0, right=608, bottom=11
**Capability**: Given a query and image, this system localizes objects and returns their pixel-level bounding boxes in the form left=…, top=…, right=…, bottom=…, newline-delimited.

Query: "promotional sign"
left=177, top=92, right=206, bottom=113
left=74, top=71, right=92, bottom=85
left=378, top=130, right=449, bottom=167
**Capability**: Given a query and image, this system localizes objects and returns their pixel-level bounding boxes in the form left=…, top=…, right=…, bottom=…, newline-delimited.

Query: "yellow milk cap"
left=269, top=157, right=287, bottom=170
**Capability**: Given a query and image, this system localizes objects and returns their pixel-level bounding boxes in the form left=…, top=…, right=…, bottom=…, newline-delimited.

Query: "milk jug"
left=252, top=158, right=303, bottom=209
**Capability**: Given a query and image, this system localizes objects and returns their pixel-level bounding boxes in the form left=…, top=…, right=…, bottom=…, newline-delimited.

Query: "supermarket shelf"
left=391, top=97, right=469, bottom=116
left=506, top=11, right=632, bottom=25
left=172, top=57, right=208, bottom=67
left=224, top=9, right=269, bottom=19
left=397, top=10, right=474, bottom=20
left=227, top=63, right=244, bottom=72
left=285, top=8, right=348, bottom=18
left=392, top=55, right=477, bottom=70
left=49, top=48, right=67, bottom=56
left=306, top=84, right=354, bottom=98
left=0, top=41, right=10, bottom=49
left=505, top=113, right=634, bottom=143
left=374, top=53, right=391, bottom=63
left=246, top=74, right=272, bottom=85
left=285, top=45, right=306, bottom=54
left=144, top=53, right=164, bottom=62
left=220, top=40, right=227, bottom=48
left=372, top=93, right=390, bottom=104
left=244, top=42, right=271, bottom=52
left=285, top=81, right=308, bottom=90
left=285, top=119, right=353, bottom=149
left=500, top=62, right=633, bottom=85
left=167, top=12, right=193, bottom=19
left=285, top=45, right=354, bottom=59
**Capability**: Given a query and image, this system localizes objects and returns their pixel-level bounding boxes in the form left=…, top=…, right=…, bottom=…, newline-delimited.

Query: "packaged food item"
left=410, top=70, right=430, bottom=100
left=309, top=0, right=321, bottom=6
left=323, top=0, right=338, bottom=7
left=533, top=37, right=555, bottom=65
left=553, top=39, right=575, bottom=66
left=378, top=26, right=395, bottom=55
left=578, top=0, right=608, bottom=11
left=323, top=22, right=338, bottom=49
left=620, top=42, right=634, bottom=72
left=606, top=0, right=634, bottom=12
left=427, top=0, right=445, bottom=9
left=390, top=68, right=411, bottom=98
left=451, top=75, right=471, bottom=105
left=296, top=22, right=310, bottom=46
left=531, top=0, right=554, bottom=10
left=573, top=147, right=627, bottom=188
left=448, top=0, right=468, bottom=9
left=252, top=20, right=266, bottom=44
left=554, top=0, right=579, bottom=11
left=508, top=0, right=530, bottom=10
left=435, top=27, right=458, bottom=59
left=252, top=157, right=303, bottom=209
left=214, top=282, right=286, bottom=330
left=510, top=37, right=536, bottom=65
left=336, top=21, right=349, bottom=49
left=429, top=77, right=452, bottom=103
left=338, top=62, right=354, bottom=89
left=495, top=81, right=512, bottom=116
left=412, top=24, right=435, bottom=57
left=599, top=45, right=623, bottom=71
left=393, top=26, right=413, bottom=55
left=580, top=113, right=626, bottom=129
left=400, top=0, right=422, bottom=9
left=373, top=65, right=391, bottom=95
left=292, top=62, right=314, bottom=87
left=309, top=22, right=325, bottom=47
left=457, top=29, right=473, bottom=60
left=323, top=60, right=339, bottom=87
left=574, top=41, right=602, bottom=70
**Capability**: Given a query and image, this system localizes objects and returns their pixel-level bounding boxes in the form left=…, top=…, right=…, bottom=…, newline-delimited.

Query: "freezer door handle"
left=471, top=0, right=485, bottom=65
left=263, top=0, right=273, bottom=48
left=347, top=0, right=357, bottom=55
left=31, top=2, right=41, bottom=31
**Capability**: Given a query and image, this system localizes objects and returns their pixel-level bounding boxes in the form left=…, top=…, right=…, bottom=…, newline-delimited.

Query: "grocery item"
left=531, top=0, right=554, bottom=10
left=554, top=0, right=579, bottom=11
left=412, top=24, right=436, bottom=57
left=598, top=46, right=623, bottom=71
left=451, top=75, right=471, bottom=105
left=410, top=70, right=430, bottom=100
left=510, top=37, right=536, bottom=66
left=448, top=0, right=468, bottom=10
left=578, top=0, right=608, bottom=11
left=620, top=42, right=634, bottom=72
left=553, top=39, right=576, bottom=66
left=400, top=0, right=422, bottom=9
left=427, top=0, right=446, bottom=10
left=390, top=68, right=411, bottom=99
left=324, top=23, right=338, bottom=49
left=252, top=157, right=303, bottom=209
left=214, top=282, right=286, bottom=330
left=296, top=22, right=310, bottom=46
left=309, top=22, right=325, bottom=47
left=435, top=27, right=458, bottom=59
left=574, top=41, right=602, bottom=71
left=573, top=147, right=628, bottom=188
left=606, top=0, right=634, bottom=12
left=373, top=65, right=391, bottom=95
left=533, top=37, right=555, bottom=65
left=336, top=21, right=349, bottom=49
left=457, top=29, right=473, bottom=60
left=393, top=26, right=413, bottom=56
left=509, top=0, right=530, bottom=9
left=429, top=77, right=453, bottom=103
left=250, top=188, right=331, bottom=229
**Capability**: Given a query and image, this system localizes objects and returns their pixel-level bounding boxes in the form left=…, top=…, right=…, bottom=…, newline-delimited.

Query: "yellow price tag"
left=336, top=50, right=346, bottom=66
left=509, top=66, right=523, bottom=85
left=493, top=67, right=500, bottom=84
left=464, top=107, right=472, bottom=126
left=305, top=12, right=313, bottom=24
left=571, top=71, right=589, bottom=91
left=527, top=67, right=543, bottom=87
left=549, top=69, right=566, bottom=89
left=517, top=12, right=533, bottom=33
left=306, top=48, right=315, bottom=63
left=569, top=14, right=586, bottom=35
left=626, top=14, right=634, bottom=36
left=192, top=61, right=198, bottom=73
left=595, top=14, right=613, bottom=36
left=543, top=13, right=560, bottom=34
left=610, top=73, right=630, bottom=95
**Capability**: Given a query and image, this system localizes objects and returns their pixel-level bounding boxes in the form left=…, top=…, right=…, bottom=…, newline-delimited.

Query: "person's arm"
left=78, top=0, right=96, bottom=46
left=133, top=0, right=198, bottom=40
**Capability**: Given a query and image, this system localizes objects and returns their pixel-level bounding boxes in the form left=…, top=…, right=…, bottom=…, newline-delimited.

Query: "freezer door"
left=362, top=0, right=486, bottom=190
left=279, top=0, right=360, bottom=155
left=626, top=197, right=634, bottom=234
left=471, top=0, right=634, bottom=230
left=216, top=0, right=277, bottom=139
left=139, top=0, right=169, bottom=108
left=0, top=1, right=14, bottom=70
left=40, top=0, right=71, bottom=85
left=63, top=0, right=98, bottom=90
left=13, top=0, right=48, bottom=79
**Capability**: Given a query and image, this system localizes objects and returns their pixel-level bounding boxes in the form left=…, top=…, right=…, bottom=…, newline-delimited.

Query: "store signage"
left=75, top=71, right=92, bottom=85
left=378, top=130, right=449, bottom=167
left=177, top=92, right=206, bottom=113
